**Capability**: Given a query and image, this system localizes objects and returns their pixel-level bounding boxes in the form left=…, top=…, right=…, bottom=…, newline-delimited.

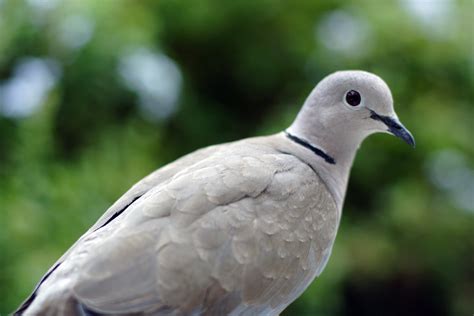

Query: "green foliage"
left=0, top=0, right=472, bottom=315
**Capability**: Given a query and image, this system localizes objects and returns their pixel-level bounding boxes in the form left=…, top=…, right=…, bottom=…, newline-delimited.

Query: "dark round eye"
left=345, top=90, right=361, bottom=106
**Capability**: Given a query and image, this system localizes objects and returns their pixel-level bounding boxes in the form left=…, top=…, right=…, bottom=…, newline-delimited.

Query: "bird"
left=15, top=70, right=415, bottom=316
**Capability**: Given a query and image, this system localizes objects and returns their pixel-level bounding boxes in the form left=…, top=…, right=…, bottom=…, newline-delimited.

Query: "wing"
left=71, top=151, right=339, bottom=315
left=71, top=152, right=277, bottom=313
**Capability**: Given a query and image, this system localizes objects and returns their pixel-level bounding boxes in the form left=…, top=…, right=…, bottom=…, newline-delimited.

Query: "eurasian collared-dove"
left=15, top=70, right=414, bottom=316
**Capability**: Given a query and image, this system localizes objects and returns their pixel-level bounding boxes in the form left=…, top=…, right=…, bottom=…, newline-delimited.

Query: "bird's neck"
left=286, top=122, right=362, bottom=210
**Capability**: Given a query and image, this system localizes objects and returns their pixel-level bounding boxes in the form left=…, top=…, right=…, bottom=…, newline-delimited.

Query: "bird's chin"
left=359, top=127, right=382, bottom=139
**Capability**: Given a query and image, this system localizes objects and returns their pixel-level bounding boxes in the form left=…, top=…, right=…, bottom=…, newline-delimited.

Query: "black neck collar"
left=284, top=131, right=336, bottom=165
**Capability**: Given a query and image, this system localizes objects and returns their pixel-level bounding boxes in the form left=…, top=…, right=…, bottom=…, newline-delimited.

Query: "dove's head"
left=288, top=70, right=414, bottom=163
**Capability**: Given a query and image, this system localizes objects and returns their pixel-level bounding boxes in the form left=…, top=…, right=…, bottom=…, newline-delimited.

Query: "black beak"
left=370, top=110, right=415, bottom=148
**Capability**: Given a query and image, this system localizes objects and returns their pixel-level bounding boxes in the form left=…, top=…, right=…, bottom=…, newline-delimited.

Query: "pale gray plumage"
left=15, top=70, right=414, bottom=316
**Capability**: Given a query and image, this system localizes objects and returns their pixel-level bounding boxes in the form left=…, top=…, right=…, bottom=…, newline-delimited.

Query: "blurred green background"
left=0, top=0, right=473, bottom=315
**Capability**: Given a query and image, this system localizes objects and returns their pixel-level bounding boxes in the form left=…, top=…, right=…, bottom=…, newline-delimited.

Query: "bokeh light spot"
left=0, top=58, right=61, bottom=119
left=118, top=48, right=182, bottom=122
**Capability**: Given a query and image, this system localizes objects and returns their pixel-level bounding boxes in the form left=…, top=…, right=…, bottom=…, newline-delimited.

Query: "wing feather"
left=72, top=152, right=279, bottom=313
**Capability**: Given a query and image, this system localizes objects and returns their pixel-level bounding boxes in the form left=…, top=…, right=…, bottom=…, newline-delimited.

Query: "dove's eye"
left=345, top=90, right=361, bottom=107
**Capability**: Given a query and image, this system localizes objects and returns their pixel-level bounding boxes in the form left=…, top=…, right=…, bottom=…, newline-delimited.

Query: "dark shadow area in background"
left=341, top=271, right=449, bottom=316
